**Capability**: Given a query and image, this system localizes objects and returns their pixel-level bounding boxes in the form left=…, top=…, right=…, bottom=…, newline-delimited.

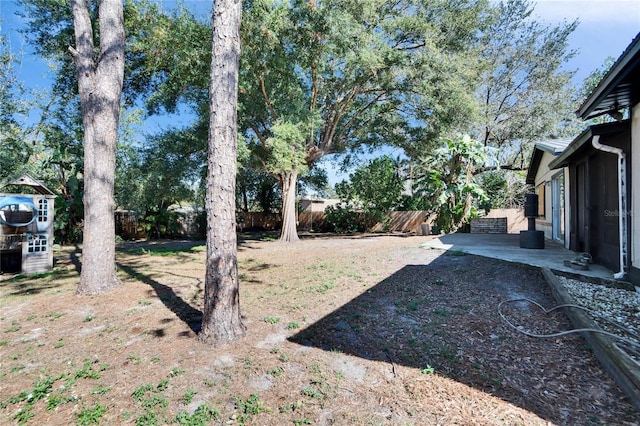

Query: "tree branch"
left=259, top=75, right=277, bottom=120
left=474, top=164, right=527, bottom=174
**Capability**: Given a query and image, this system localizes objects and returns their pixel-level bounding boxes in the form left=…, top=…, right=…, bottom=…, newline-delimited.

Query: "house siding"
left=22, top=250, right=52, bottom=274
left=533, top=151, right=566, bottom=242
left=565, top=125, right=631, bottom=272
left=632, top=103, right=640, bottom=276
left=563, top=168, right=572, bottom=250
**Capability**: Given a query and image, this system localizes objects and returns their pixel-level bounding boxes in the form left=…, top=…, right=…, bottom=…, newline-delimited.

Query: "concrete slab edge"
left=541, top=268, right=640, bottom=411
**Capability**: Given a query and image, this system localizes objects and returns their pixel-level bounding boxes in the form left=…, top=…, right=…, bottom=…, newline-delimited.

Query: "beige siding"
left=532, top=151, right=568, bottom=245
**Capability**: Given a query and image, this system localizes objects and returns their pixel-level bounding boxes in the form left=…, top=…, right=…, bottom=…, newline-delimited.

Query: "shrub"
left=324, top=205, right=364, bottom=233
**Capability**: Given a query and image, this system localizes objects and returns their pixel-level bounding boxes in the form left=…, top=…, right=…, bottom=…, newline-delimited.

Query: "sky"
left=533, top=0, right=640, bottom=82
left=1, top=0, right=639, bottom=184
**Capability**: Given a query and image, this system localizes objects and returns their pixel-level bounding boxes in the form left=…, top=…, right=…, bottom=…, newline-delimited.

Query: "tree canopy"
left=329, top=155, right=407, bottom=231
left=7, top=0, right=586, bottom=241
left=474, top=0, right=579, bottom=171
left=336, top=156, right=405, bottom=211
left=240, top=0, right=490, bottom=241
left=0, top=29, right=36, bottom=181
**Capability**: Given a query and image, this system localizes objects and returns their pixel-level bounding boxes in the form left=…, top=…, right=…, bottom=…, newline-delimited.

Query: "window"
left=552, top=173, right=565, bottom=242
left=27, top=234, right=47, bottom=253
left=37, top=198, right=49, bottom=223
left=537, top=183, right=545, bottom=217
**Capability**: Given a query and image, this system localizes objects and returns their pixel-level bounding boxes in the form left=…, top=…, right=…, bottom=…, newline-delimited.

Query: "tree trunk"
left=197, top=0, right=245, bottom=346
left=279, top=170, right=300, bottom=243
left=72, top=0, right=124, bottom=295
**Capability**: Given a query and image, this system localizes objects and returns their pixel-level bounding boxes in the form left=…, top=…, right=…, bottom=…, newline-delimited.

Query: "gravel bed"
left=557, top=275, right=640, bottom=360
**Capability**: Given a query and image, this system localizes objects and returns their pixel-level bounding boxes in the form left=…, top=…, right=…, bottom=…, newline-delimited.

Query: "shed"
left=0, top=175, right=56, bottom=274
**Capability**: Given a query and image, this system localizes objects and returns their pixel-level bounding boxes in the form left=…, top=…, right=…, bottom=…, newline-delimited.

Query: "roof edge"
left=0, top=174, right=55, bottom=195
left=525, top=149, right=543, bottom=185
left=577, top=33, right=640, bottom=119
left=548, top=128, right=593, bottom=170
left=548, top=120, right=630, bottom=169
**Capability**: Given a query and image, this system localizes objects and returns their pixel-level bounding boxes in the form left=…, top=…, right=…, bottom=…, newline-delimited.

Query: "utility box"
left=523, top=193, right=539, bottom=218
left=520, top=193, right=544, bottom=249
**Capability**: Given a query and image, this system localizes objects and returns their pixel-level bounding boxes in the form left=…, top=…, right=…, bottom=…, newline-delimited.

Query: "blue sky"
left=534, top=0, right=640, bottom=82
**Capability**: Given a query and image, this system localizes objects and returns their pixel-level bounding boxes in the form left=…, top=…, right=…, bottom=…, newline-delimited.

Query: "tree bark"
left=197, top=0, right=245, bottom=345
left=72, top=0, right=124, bottom=295
left=279, top=170, right=300, bottom=243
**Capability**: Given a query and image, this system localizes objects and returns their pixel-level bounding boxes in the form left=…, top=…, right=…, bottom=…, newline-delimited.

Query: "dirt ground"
left=1, top=233, right=638, bottom=425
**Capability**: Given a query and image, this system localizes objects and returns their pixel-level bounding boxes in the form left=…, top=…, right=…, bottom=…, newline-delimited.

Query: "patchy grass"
left=0, top=236, right=637, bottom=425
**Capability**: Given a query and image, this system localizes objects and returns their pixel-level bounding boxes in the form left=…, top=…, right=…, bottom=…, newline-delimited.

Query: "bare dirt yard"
left=1, top=234, right=638, bottom=425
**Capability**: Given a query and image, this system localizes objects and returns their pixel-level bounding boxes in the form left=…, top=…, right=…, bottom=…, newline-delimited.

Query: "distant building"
left=299, top=197, right=340, bottom=213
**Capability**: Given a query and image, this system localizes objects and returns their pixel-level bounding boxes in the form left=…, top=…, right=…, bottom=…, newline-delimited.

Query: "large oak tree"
left=14, top=0, right=583, bottom=249
left=240, top=0, right=486, bottom=242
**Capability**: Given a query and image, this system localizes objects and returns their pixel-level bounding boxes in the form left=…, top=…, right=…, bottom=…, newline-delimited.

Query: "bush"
left=324, top=205, right=364, bottom=233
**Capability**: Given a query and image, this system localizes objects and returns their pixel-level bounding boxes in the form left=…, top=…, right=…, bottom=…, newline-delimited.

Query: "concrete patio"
left=420, top=233, right=617, bottom=281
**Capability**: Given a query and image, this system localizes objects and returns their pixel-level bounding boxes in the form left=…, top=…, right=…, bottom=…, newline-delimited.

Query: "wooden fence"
left=370, top=211, right=433, bottom=233
left=237, top=212, right=282, bottom=231
left=115, top=208, right=526, bottom=238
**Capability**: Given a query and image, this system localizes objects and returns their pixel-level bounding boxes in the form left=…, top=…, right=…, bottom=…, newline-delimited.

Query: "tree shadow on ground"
left=117, top=263, right=202, bottom=332
left=117, top=240, right=205, bottom=255
left=0, top=246, right=79, bottom=296
left=1, top=271, right=72, bottom=296
left=289, top=253, right=625, bottom=424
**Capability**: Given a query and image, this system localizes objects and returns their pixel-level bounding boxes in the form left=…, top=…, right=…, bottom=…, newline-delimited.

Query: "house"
left=525, top=138, right=572, bottom=244
left=547, top=32, right=640, bottom=280
left=548, top=122, right=631, bottom=275
left=0, top=175, right=56, bottom=274
left=299, top=196, right=340, bottom=213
